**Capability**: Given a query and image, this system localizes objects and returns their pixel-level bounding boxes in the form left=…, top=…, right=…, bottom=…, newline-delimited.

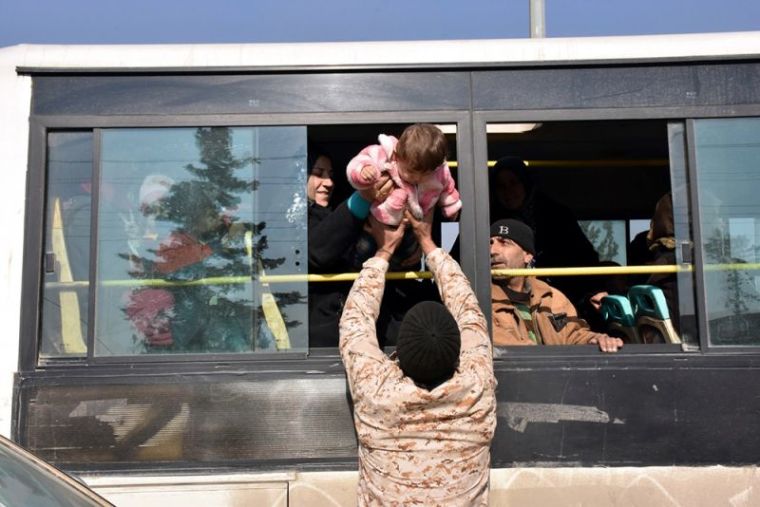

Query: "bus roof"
left=2, top=31, right=760, bottom=73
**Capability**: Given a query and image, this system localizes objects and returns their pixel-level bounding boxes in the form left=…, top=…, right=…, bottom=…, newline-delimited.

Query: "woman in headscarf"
left=489, top=156, right=602, bottom=309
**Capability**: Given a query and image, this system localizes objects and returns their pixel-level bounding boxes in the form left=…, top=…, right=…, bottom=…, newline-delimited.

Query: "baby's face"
left=396, top=160, right=425, bottom=184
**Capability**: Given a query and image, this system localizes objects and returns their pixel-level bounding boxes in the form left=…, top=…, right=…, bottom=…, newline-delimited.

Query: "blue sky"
left=1, top=0, right=759, bottom=47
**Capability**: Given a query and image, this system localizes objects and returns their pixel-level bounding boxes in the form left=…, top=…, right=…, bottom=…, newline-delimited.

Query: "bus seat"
left=628, top=285, right=681, bottom=344
left=600, top=295, right=640, bottom=343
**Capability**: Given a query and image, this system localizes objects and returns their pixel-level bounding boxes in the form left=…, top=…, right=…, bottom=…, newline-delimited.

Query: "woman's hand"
left=358, top=174, right=394, bottom=202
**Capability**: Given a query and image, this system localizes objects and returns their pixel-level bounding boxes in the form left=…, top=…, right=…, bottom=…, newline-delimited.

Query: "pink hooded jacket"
left=346, top=134, right=462, bottom=225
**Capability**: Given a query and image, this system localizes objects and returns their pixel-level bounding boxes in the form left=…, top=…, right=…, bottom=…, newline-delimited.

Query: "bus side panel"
left=492, top=353, right=760, bottom=466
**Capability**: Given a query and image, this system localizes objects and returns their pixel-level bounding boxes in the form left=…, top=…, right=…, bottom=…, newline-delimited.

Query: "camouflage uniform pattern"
left=340, top=248, right=496, bottom=506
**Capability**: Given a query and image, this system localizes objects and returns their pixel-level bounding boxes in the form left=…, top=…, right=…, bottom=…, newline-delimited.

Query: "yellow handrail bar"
left=44, top=262, right=760, bottom=289
left=447, top=159, right=669, bottom=169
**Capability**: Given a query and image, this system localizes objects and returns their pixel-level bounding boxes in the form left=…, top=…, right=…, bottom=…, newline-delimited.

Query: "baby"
left=346, top=124, right=461, bottom=269
left=346, top=123, right=462, bottom=226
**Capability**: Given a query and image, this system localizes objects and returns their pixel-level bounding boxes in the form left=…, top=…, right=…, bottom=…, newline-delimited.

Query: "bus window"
left=694, top=118, right=760, bottom=346
left=487, top=120, right=697, bottom=348
left=40, top=132, right=93, bottom=359
left=41, top=126, right=310, bottom=359
left=96, top=127, right=309, bottom=356
left=306, top=123, right=460, bottom=348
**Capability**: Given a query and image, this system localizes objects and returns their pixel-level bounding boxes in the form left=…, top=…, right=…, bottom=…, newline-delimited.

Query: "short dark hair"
left=395, top=124, right=448, bottom=174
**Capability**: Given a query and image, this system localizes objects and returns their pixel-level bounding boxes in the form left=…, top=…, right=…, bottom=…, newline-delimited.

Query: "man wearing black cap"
left=489, top=157, right=602, bottom=308
left=340, top=210, right=496, bottom=506
left=490, top=218, right=623, bottom=352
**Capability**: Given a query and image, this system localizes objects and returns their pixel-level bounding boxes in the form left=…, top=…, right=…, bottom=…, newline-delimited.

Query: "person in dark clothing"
left=307, top=149, right=375, bottom=347
left=307, top=147, right=440, bottom=348
left=626, top=228, right=655, bottom=287
left=489, top=157, right=603, bottom=311
left=643, top=192, right=680, bottom=337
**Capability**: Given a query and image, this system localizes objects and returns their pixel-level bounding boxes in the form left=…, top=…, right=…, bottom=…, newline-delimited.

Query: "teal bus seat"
left=628, top=285, right=681, bottom=344
left=600, top=295, right=639, bottom=343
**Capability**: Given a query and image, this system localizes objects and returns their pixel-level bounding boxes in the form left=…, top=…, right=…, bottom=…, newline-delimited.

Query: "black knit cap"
left=490, top=218, right=536, bottom=255
left=396, top=301, right=461, bottom=387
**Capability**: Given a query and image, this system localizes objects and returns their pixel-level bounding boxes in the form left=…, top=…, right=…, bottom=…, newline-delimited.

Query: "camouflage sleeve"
left=339, top=256, right=389, bottom=389
left=426, top=248, right=492, bottom=362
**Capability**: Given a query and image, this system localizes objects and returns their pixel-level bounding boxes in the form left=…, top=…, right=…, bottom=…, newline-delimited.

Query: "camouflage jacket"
left=340, top=248, right=496, bottom=506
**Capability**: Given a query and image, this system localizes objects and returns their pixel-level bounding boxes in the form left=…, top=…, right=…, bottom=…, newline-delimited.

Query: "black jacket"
left=307, top=200, right=440, bottom=348
left=308, top=201, right=364, bottom=347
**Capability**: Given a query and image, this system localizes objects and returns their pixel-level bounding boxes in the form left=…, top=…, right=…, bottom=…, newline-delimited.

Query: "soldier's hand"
left=369, top=215, right=407, bottom=261
left=404, top=209, right=436, bottom=254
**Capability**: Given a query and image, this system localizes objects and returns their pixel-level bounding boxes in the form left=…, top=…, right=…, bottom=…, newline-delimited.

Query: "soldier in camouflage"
left=340, top=209, right=496, bottom=506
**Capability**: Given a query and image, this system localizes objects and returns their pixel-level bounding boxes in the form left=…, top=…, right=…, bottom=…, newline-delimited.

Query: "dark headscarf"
left=648, top=193, right=675, bottom=251
left=491, top=156, right=534, bottom=194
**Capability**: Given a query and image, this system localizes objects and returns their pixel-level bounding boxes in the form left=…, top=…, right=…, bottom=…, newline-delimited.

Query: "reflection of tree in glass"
left=704, top=229, right=760, bottom=318
left=122, top=127, right=302, bottom=353
left=579, top=221, right=619, bottom=262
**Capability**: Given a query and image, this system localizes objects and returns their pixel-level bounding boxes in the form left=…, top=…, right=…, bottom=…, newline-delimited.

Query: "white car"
left=0, top=434, right=112, bottom=506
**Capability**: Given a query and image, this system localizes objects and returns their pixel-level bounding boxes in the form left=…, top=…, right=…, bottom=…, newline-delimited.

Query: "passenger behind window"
left=489, top=157, right=604, bottom=313
left=307, top=147, right=376, bottom=347
left=626, top=228, right=654, bottom=287
left=642, top=192, right=680, bottom=339
left=489, top=218, right=623, bottom=352
left=307, top=136, right=443, bottom=348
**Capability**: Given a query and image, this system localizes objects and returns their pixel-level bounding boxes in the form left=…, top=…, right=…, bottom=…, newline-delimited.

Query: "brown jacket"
left=340, top=249, right=496, bottom=506
left=492, top=277, right=606, bottom=346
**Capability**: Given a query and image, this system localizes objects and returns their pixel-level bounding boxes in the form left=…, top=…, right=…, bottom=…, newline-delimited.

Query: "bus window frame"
left=21, top=111, right=475, bottom=370
left=20, top=64, right=760, bottom=372
left=473, top=111, right=704, bottom=356
left=685, top=117, right=760, bottom=354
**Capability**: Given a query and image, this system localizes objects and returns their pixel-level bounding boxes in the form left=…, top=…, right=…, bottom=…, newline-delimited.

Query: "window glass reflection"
left=695, top=118, right=760, bottom=345
left=95, top=127, right=308, bottom=355
left=40, top=132, right=93, bottom=359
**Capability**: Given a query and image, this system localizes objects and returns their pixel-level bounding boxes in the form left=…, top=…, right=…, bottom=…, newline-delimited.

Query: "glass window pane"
left=95, top=127, right=308, bottom=355
left=40, top=132, right=93, bottom=359
left=695, top=118, right=760, bottom=346
left=486, top=119, right=689, bottom=347
left=579, top=220, right=627, bottom=265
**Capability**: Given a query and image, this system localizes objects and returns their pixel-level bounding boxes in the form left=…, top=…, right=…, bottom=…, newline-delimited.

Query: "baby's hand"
left=359, top=165, right=378, bottom=183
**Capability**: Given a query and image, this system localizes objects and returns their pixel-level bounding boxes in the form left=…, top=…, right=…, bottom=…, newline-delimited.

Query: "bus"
left=2, top=31, right=760, bottom=505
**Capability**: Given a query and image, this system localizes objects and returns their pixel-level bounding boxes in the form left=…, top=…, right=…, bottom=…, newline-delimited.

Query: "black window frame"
left=21, top=63, right=760, bottom=372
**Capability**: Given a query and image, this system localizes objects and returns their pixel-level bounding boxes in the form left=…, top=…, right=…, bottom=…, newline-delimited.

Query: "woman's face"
left=307, top=155, right=334, bottom=207
left=494, top=169, right=526, bottom=210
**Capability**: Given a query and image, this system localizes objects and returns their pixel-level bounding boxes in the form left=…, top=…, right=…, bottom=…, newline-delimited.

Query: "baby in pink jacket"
left=346, top=124, right=462, bottom=226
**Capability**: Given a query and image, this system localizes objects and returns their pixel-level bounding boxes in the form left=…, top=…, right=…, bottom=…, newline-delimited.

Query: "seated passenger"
left=490, top=218, right=623, bottom=352
left=643, top=192, right=680, bottom=336
left=489, top=157, right=602, bottom=309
